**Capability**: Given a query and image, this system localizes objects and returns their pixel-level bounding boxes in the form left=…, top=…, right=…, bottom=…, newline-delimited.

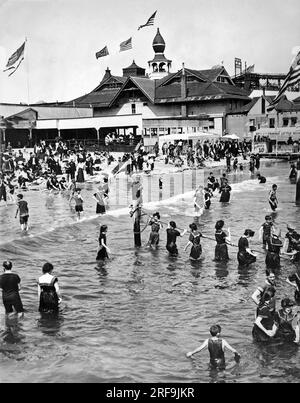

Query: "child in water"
left=186, top=324, right=241, bottom=369
left=72, top=188, right=84, bottom=220
left=268, top=184, right=278, bottom=211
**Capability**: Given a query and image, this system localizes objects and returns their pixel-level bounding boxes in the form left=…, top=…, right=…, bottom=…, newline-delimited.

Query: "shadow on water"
left=37, top=311, right=64, bottom=337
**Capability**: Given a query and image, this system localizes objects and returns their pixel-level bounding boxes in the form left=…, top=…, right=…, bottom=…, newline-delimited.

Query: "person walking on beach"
left=96, top=225, right=110, bottom=261
left=166, top=221, right=186, bottom=256
left=0, top=261, right=24, bottom=319
left=186, top=324, right=240, bottom=369
left=15, top=193, right=29, bottom=231
left=38, top=262, right=62, bottom=314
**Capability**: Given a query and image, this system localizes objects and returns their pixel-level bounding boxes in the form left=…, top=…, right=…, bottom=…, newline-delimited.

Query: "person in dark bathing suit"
left=259, top=215, right=273, bottom=248
left=252, top=291, right=277, bottom=342
left=184, top=223, right=202, bottom=261
left=219, top=181, right=232, bottom=203
left=274, top=298, right=300, bottom=343
left=186, top=324, right=240, bottom=369
left=38, top=262, right=62, bottom=314
left=286, top=271, right=300, bottom=303
left=166, top=221, right=186, bottom=256
left=96, top=225, right=110, bottom=261
left=237, top=229, right=256, bottom=266
left=214, top=220, right=231, bottom=261
left=265, top=231, right=283, bottom=270
left=147, top=212, right=162, bottom=249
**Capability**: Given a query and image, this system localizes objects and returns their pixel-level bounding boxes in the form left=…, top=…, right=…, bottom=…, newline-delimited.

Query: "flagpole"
left=25, top=37, right=30, bottom=105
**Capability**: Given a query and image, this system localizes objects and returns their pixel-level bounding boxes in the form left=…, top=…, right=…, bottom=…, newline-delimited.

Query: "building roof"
left=274, top=96, right=300, bottom=112
left=5, top=106, right=93, bottom=120
left=64, top=65, right=250, bottom=108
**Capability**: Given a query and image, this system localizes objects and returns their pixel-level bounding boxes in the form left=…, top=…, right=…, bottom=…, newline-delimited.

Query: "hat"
left=281, top=298, right=294, bottom=308
left=287, top=224, right=295, bottom=230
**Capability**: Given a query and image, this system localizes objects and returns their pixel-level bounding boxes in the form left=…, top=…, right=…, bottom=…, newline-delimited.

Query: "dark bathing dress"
left=189, top=232, right=202, bottom=260
left=252, top=303, right=275, bottom=342
left=166, top=228, right=181, bottom=255
left=237, top=236, right=256, bottom=266
left=265, top=237, right=283, bottom=269
left=39, top=275, right=59, bottom=313
left=215, top=230, right=229, bottom=261
left=96, top=233, right=108, bottom=260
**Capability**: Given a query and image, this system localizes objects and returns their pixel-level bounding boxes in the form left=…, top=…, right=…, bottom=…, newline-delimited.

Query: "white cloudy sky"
left=0, top=0, right=299, bottom=104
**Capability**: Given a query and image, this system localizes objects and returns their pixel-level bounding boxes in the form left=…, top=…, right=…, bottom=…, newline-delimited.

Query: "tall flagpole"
left=25, top=37, right=30, bottom=105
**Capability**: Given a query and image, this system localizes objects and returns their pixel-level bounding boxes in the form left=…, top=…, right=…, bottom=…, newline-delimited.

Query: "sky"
left=0, top=0, right=300, bottom=104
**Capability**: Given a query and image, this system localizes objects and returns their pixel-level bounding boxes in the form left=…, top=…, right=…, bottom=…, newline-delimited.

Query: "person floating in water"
left=274, top=298, right=300, bottom=343
left=184, top=223, right=202, bottom=261
left=147, top=212, right=162, bottom=249
left=214, top=220, right=231, bottom=262
left=237, top=229, right=256, bottom=266
left=166, top=221, right=186, bottom=256
left=38, top=262, right=62, bottom=314
left=0, top=261, right=24, bottom=319
left=268, top=184, right=278, bottom=211
left=258, top=215, right=273, bottom=248
left=96, top=225, right=110, bottom=261
left=257, top=173, right=266, bottom=183
left=15, top=193, right=29, bottom=231
left=186, top=324, right=241, bottom=370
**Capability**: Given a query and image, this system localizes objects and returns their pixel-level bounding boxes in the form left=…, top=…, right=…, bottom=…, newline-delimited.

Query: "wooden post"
left=131, top=175, right=143, bottom=247
left=296, top=159, right=300, bottom=206
left=0, top=128, right=3, bottom=174
left=133, top=206, right=142, bottom=247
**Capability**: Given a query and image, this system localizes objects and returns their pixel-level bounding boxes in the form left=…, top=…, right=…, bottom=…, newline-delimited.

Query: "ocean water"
left=0, top=161, right=299, bottom=383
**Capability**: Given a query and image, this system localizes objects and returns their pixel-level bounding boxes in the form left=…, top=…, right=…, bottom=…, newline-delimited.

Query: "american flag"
left=119, top=37, right=132, bottom=52
left=269, top=51, right=300, bottom=107
left=96, top=45, right=109, bottom=59
left=3, top=40, right=26, bottom=77
left=138, top=10, right=157, bottom=30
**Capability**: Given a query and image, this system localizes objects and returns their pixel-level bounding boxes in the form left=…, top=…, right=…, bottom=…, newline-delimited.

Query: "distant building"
left=1, top=29, right=255, bottom=148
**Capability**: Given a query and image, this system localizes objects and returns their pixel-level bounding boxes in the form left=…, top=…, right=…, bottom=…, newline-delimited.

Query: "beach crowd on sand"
left=1, top=135, right=300, bottom=373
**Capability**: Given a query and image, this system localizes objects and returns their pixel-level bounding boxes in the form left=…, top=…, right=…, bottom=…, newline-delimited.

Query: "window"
left=131, top=104, right=136, bottom=114
left=283, top=118, right=289, bottom=127
left=269, top=118, right=275, bottom=128
left=291, top=117, right=297, bottom=127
